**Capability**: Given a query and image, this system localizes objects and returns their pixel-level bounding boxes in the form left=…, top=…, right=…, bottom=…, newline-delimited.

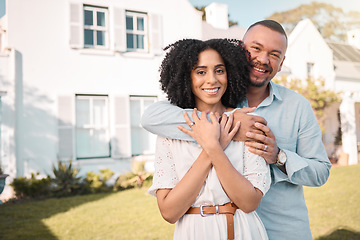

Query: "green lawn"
left=0, top=164, right=359, bottom=240
left=304, top=164, right=360, bottom=240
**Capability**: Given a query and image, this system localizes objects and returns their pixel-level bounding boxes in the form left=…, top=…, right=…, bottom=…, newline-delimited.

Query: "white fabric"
left=148, top=136, right=271, bottom=240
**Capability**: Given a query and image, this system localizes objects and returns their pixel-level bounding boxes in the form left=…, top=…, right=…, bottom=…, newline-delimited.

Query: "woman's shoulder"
left=156, top=135, right=195, bottom=147
left=224, top=108, right=236, bottom=116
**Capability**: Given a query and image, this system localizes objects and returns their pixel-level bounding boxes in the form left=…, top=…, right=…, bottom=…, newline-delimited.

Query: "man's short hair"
left=246, top=20, right=288, bottom=43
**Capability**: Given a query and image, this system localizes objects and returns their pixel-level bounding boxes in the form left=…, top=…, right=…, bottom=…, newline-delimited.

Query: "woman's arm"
left=207, top=144, right=264, bottom=213
left=156, top=150, right=212, bottom=224
left=179, top=109, right=264, bottom=213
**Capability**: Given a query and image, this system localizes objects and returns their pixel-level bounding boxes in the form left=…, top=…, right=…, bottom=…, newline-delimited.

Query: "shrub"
left=11, top=173, right=52, bottom=199
left=114, top=161, right=153, bottom=190
left=85, top=168, right=115, bottom=193
left=51, top=160, right=86, bottom=197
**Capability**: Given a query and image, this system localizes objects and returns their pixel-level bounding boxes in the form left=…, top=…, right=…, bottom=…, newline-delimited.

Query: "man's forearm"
left=141, top=101, right=195, bottom=141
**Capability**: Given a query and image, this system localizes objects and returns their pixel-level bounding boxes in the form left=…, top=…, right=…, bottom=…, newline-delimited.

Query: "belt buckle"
left=200, top=204, right=218, bottom=217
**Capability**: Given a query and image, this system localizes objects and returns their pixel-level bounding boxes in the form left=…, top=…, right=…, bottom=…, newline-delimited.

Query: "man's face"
left=243, top=25, right=287, bottom=88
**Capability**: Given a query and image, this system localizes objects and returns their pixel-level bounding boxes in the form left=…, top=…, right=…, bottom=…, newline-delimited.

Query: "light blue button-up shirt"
left=141, top=81, right=332, bottom=240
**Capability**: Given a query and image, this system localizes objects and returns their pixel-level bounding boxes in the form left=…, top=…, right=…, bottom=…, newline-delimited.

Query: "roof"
left=327, top=41, right=360, bottom=80
left=201, top=21, right=245, bottom=41
left=327, top=41, right=360, bottom=62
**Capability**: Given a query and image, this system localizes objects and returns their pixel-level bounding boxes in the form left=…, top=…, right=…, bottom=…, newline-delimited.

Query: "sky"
left=0, top=0, right=4, bottom=18
left=188, top=0, right=360, bottom=28
left=0, top=0, right=359, bottom=24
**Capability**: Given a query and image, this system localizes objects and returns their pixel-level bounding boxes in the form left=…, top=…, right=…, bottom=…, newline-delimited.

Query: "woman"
left=147, top=39, right=270, bottom=240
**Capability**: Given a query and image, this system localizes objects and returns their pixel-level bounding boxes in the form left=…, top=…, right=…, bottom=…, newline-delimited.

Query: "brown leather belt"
left=186, top=202, right=239, bottom=240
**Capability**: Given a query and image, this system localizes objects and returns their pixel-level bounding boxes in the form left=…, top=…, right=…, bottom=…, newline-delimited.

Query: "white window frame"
left=307, top=62, right=315, bottom=79
left=126, top=11, right=148, bottom=52
left=75, top=95, right=110, bottom=159
left=83, top=5, right=109, bottom=49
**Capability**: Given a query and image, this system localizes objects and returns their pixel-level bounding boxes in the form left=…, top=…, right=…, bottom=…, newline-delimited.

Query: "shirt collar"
left=269, top=81, right=283, bottom=102
left=238, top=81, right=283, bottom=108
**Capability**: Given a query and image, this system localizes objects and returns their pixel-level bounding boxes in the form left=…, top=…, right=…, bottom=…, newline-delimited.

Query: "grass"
left=304, top=163, right=360, bottom=240
left=0, top=189, right=174, bottom=240
left=0, top=164, right=359, bottom=240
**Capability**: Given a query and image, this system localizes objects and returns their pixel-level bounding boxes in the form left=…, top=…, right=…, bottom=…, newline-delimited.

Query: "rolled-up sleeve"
left=272, top=99, right=332, bottom=186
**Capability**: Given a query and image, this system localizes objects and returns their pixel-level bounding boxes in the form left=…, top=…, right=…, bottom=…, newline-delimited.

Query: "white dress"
left=148, top=136, right=271, bottom=240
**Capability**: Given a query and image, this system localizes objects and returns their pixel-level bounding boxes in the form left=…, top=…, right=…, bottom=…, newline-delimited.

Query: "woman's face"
left=191, top=49, right=227, bottom=112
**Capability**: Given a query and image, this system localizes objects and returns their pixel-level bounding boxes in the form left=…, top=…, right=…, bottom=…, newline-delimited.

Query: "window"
left=307, top=62, right=314, bottom=79
left=126, top=11, right=148, bottom=52
left=83, top=5, right=108, bottom=49
left=130, top=96, right=156, bottom=155
left=75, top=95, right=110, bottom=159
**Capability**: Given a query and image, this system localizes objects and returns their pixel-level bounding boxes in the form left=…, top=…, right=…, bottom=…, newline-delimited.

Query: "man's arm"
left=141, top=101, right=270, bottom=143
left=141, top=101, right=194, bottom=141
left=244, top=122, right=281, bottom=169
left=271, top=101, right=331, bottom=187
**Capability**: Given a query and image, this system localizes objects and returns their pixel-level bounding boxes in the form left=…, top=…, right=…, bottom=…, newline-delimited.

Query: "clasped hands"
left=177, top=108, right=279, bottom=165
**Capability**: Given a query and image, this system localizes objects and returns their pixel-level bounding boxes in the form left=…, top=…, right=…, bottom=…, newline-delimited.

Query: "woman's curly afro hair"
left=159, top=38, right=251, bottom=109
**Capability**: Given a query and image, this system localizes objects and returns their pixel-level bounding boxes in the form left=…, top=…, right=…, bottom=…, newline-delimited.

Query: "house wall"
left=0, top=52, right=13, bottom=177
left=284, top=19, right=335, bottom=88
left=283, top=19, right=339, bottom=157
left=334, top=77, right=360, bottom=93
left=2, top=0, right=203, bottom=177
left=284, top=19, right=360, bottom=164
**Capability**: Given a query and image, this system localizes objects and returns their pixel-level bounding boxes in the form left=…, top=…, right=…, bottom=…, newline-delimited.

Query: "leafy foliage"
left=10, top=159, right=153, bottom=201
left=267, top=1, right=360, bottom=41
left=274, top=76, right=341, bottom=132
left=85, top=168, right=115, bottom=193
left=51, top=160, right=86, bottom=197
left=115, top=161, right=153, bottom=190
left=11, top=173, right=52, bottom=199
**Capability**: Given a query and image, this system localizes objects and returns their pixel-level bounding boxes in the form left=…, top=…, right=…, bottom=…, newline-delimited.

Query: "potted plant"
left=0, top=164, right=9, bottom=194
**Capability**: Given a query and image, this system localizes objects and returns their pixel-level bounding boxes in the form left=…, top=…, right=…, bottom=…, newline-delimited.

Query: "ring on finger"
left=264, top=144, right=268, bottom=151
left=190, top=122, right=195, bottom=127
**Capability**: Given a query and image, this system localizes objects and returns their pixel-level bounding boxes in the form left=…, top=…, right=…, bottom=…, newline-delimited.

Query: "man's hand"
left=232, top=108, right=267, bottom=142
left=244, top=122, right=279, bottom=165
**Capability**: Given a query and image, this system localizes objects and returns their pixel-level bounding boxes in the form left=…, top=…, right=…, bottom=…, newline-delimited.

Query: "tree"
left=194, top=6, right=238, bottom=27
left=267, top=1, right=360, bottom=41
left=273, top=76, right=341, bottom=133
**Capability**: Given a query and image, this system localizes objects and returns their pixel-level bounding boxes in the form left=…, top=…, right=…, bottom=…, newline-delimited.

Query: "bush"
left=114, top=161, right=153, bottom=190
left=51, top=160, right=86, bottom=197
left=10, top=159, right=153, bottom=201
left=11, top=173, right=52, bottom=199
left=85, top=168, right=115, bottom=193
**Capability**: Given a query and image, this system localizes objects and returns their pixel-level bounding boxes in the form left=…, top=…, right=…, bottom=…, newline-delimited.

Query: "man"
left=141, top=20, right=331, bottom=240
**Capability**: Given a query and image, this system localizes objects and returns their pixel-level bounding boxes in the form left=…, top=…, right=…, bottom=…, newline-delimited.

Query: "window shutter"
left=69, top=3, right=82, bottom=49
left=111, top=96, right=131, bottom=158
left=149, top=13, right=163, bottom=55
left=113, top=8, right=126, bottom=52
left=58, top=95, right=75, bottom=160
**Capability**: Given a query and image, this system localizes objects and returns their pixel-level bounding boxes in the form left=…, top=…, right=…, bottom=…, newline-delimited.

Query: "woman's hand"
left=219, top=113, right=240, bottom=150
left=177, top=109, right=221, bottom=152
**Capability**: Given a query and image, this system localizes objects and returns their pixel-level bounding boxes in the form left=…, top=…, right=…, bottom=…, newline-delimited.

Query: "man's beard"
left=250, top=78, right=268, bottom=87
left=249, top=61, right=273, bottom=88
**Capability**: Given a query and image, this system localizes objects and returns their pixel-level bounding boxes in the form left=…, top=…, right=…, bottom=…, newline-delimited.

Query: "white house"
left=0, top=0, right=205, bottom=186
left=3, top=0, right=357, bottom=202
left=282, top=18, right=360, bottom=165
